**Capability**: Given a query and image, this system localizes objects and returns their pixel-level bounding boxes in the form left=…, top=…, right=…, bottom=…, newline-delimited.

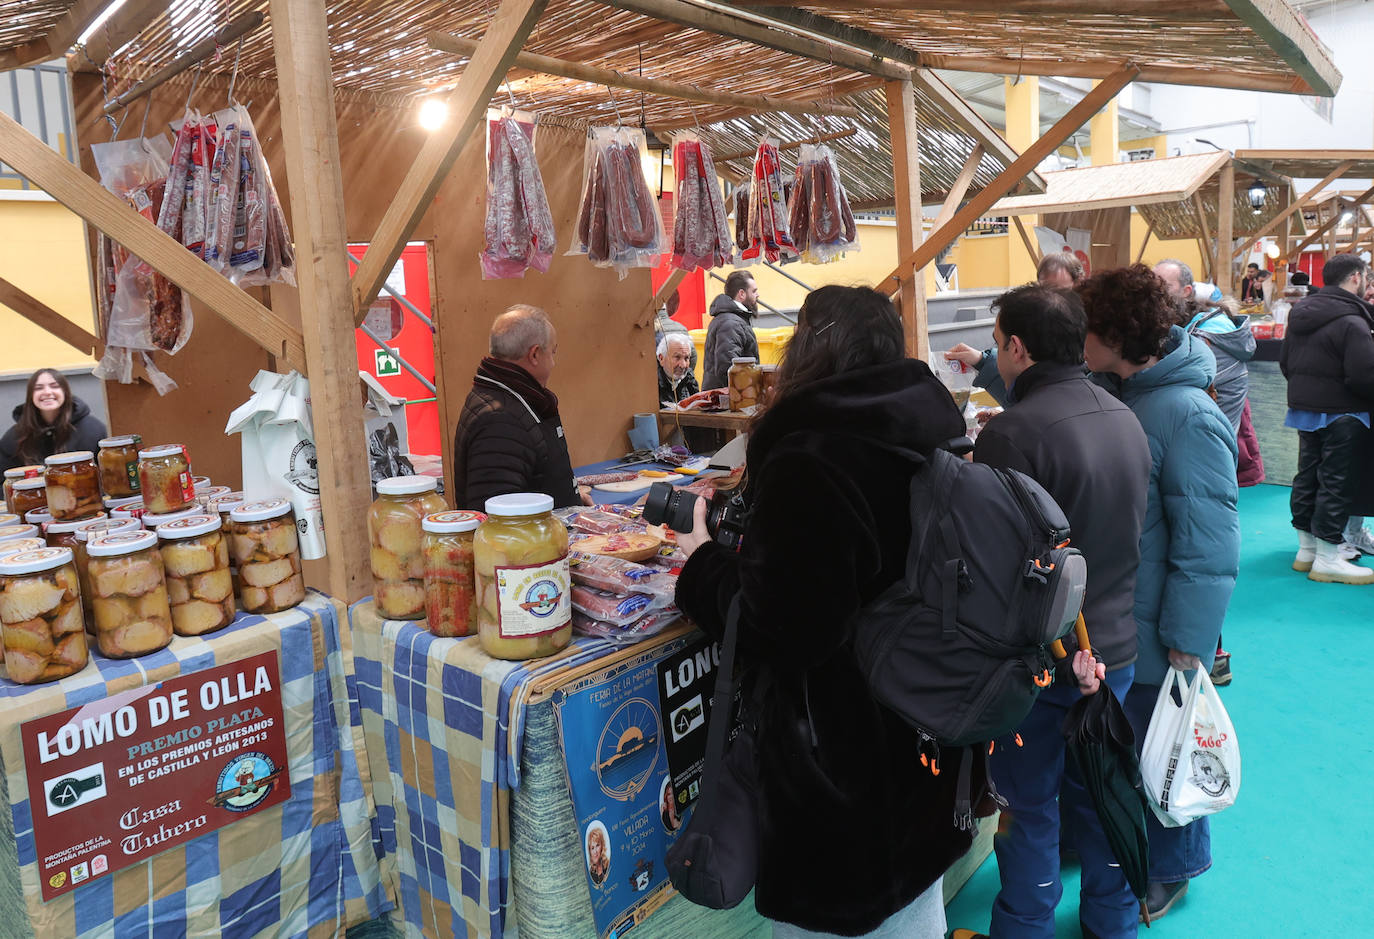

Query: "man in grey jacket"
left=702, top=271, right=760, bottom=390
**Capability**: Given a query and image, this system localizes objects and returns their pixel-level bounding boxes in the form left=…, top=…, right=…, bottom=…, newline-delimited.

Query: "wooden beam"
left=912, top=68, right=1044, bottom=195
left=930, top=144, right=985, bottom=232
left=1135, top=219, right=1155, bottom=264
left=352, top=0, right=548, bottom=323
left=644, top=269, right=689, bottom=321
left=711, top=129, right=858, bottom=164
left=1232, top=161, right=1353, bottom=259
left=270, top=0, right=373, bottom=603
left=1192, top=192, right=1215, bottom=283
left=428, top=30, right=858, bottom=119
left=880, top=63, right=1139, bottom=293
left=737, top=0, right=1228, bottom=12
left=73, top=0, right=166, bottom=66
left=0, top=109, right=306, bottom=367
left=0, top=276, right=98, bottom=354
left=1011, top=215, right=1042, bottom=266
left=103, top=13, right=264, bottom=114
left=0, top=0, right=113, bottom=69
left=1222, top=0, right=1341, bottom=97
left=886, top=78, right=926, bottom=361
left=916, top=53, right=1315, bottom=95
left=1289, top=190, right=1374, bottom=260
left=1195, top=238, right=1212, bottom=281
left=1216, top=161, right=1236, bottom=294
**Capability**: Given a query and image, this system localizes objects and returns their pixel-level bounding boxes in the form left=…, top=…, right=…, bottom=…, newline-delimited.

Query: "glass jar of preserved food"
left=369, top=476, right=447, bottom=620
left=97, top=435, right=143, bottom=497
left=0, top=523, right=40, bottom=544
left=728, top=357, right=762, bottom=411
left=157, top=514, right=235, bottom=636
left=759, top=363, right=778, bottom=404
left=3, top=465, right=42, bottom=507
left=85, top=531, right=173, bottom=659
left=475, top=493, right=571, bottom=660
left=26, top=508, right=53, bottom=532
left=10, top=477, right=48, bottom=518
left=141, top=507, right=202, bottom=530
left=207, top=491, right=245, bottom=526
left=228, top=499, right=306, bottom=614
left=0, top=547, right=87, bottom=682
left=422, top=510, right=482, bottom=638
left=73, top=517, right=142, bottom=633
left=138, top=445, right=195, bottom=514
left=197, top=485, right=231, bottom=510
left=45, top=451, right=103, bottom=521
left=46, top=513, right=108, bottom=551
left=0, top=538, right=47, bottom=560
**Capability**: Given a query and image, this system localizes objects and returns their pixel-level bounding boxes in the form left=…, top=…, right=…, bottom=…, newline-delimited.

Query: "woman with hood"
left=674, top=285, right=981, bottom=937
left=0, top=369, right=108, bottom=472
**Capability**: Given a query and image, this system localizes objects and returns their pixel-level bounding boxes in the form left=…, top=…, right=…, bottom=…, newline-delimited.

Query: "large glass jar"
left=85, top=531, right=173, bottom=659
left=73, top=517, right=141, bottom=633
left=368, top=476, right=447, bottom=620
left=422, top=510, right=482, bottom=638
left=0, top=547, right=87, bottom=683
left=0, top=524, right=40, bottom=545
left=46, top=513, right=108, bottom=551
left=3, top=465, right=42, bottom=507
left=97, top=435, right=143, bottom=497
left=45, top=451, right=103, bottom=521
left=157, top=514, right=235, bottom=636
left=228, top=499, right=306, bottom=614
left=474, top=493, right=571, bottom=660
left=727, top=357, right=762, bottom=411
left=138, top=445, right=195, bottom=514
left=10, top=477, right=48, bottom=518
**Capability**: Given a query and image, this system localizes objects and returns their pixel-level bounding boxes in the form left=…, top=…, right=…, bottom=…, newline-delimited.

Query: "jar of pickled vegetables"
left=228, top=499, right=306, bottom=614
left=157, top=515, right=235, bottom=636
left=475, top=493, right=571, bottom=660
left=97, top=435, right=143, bottom=497
left=106, top=496, right=144, bottom=519
left=0, top=523, right=40, bottom=544
left=138, top=445, right=194, bottom=514
left=10, top=477, right=48, bottom=518
left=728, top=357, right=762, bottom=411
left=0, top=547, right=87, bottom=683
left=86, top=531, right=173, bottom=659
left=422, top=510, right=482, bottom=638
left=73, top=517, right=141, bottom=633
left=45, top=451, right=103, bottom=521
left=369, top=476, right=447, bottom=620
left=3, top=465, right=42, bottom=507
left=46, top=513, right=107, bottom=551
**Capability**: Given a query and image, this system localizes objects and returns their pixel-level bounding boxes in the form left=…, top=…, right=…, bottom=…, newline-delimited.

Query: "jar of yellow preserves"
left=475, top=493, right=571, bottom=660
left=138, top=444, right=194, bottom=514
left=157, top=514, right=235, bottom=636
left=86, top=531, right=173, bottom=658
left=0, top=547, right=87, bottom=682
left=3, top=465, right=42, bottom=507
left=368, top=476, right=446, bottom=619
left=228, top=499, right=306, bottom=614
left=97, top=435, right=143, bottom=497
left=73, top=517, right=141, bottom=633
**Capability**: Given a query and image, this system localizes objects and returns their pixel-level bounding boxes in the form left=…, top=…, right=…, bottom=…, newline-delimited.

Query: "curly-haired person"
left=1077, top=264, right=1240, bottom=923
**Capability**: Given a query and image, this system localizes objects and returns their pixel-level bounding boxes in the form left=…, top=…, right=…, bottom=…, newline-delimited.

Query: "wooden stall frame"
left=887, top=78, right=926, bottom=360
left=0, top=275, right=98, bottom=356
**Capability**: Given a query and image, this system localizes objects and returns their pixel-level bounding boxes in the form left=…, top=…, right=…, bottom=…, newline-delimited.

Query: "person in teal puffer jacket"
left=1078, top=264, right=1240, bottom=925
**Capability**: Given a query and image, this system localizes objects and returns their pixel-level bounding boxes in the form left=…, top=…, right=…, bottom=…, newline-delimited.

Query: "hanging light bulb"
left=1264, top=241, right=1281, bottom=259
left=418, top=98, right=448, bottom=131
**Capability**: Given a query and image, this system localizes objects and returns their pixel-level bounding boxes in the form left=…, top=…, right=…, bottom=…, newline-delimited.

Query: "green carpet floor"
left=944, top=484, right=1374, bottom=938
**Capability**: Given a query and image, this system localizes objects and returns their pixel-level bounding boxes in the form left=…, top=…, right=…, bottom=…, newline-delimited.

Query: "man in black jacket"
left=969, top=285, right=1152, bottom=939
left=702, top=271, right=760, bottom=390
left=452, top=305, right=584, bottom=510
left=1281, top=253, right=1374, bottom=584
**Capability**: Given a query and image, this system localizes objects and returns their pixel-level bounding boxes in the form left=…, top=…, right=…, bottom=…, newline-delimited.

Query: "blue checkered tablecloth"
left=0, top=590, right=390, bottom=937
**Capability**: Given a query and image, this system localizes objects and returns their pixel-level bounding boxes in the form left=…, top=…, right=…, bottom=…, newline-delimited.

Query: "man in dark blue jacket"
left=970, top=285, right=1151, bottom=939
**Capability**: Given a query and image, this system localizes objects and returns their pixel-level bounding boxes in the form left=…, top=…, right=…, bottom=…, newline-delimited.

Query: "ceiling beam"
left=0, top=0, right=115, bottom=70
left=0, top=276, right=98, bottom=355
left=735, top=0, right=1227, bottom=12
left=71, top=0, right=166, bottom=66
left=911, top=68, right=1044, bottom=194
left=1222, top=0, right=1341, bottom=97
left=917, top=53, right=1320, bottom=95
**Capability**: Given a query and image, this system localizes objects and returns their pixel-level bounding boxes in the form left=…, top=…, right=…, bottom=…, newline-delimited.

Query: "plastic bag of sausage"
left=670, top=130, right=733, bottom=272
left=788, top=143, right=859, bottom=264
left=481, top=107, right=555, bottom=279
left=569, top=124, right=665, bottom=278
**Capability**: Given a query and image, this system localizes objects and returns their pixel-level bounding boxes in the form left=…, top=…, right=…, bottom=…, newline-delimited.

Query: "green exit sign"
left=374, top=347, right=401, bottom=377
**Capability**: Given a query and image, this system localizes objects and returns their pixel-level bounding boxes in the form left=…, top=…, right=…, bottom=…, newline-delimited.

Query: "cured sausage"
left=671, top=134, right=733, bottom=271
left=482, top=112, right=555, bottom=279
left=570, top=125, right=665, bottom=275
left=786, top=143, right=859, bottom=264
left=740, top=138, right=798, bottom=264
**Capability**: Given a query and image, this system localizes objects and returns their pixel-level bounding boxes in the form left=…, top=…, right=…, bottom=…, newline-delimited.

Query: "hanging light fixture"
left=1247, top=180, right=1268, bottom=212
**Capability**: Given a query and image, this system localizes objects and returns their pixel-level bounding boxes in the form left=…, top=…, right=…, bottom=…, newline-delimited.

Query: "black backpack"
left=853, top=446, right=1087, bottom=754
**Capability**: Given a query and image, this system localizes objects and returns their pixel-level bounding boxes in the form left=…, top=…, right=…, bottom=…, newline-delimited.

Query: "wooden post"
left=930, top=144, right=985, bottom=232
left=1192, top=192, right=1215, bottom=281
left=270, top=0, right=373, bottom=603
left=1216, top=161, right=1235, bottom=294
left=1088, top=79, right=1119, bottom=166
left=886, top=78, right=927, bottom=361
left=1011, top=216, right=1042, bottom=266
left=0, top=276, right=98, bottom=355
left=1135, top=219, right=1156, bottom=264
left=1277, top=184, right=1292, bottom=290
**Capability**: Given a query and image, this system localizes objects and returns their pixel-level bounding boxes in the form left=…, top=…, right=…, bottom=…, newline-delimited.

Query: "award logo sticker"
left=44, top=761, right=107, bottom=817
left=213, top=752, right=282, bottom=812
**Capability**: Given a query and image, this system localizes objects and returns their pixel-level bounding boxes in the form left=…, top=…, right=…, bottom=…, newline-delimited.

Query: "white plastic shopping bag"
left=1139, top=667, right=1240, bottom=827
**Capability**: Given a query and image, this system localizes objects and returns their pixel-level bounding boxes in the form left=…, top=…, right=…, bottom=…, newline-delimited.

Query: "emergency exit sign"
left=374, top=347, right=401, bottom=377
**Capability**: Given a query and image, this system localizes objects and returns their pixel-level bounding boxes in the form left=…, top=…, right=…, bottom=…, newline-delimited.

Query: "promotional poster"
left=654, top=633, right=729, bottom=811
left=21, top=651, right=290, bottom=901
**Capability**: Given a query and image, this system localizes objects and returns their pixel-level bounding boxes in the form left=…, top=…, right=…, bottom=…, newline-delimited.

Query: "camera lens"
left=643, top=481, right=700, bottom=535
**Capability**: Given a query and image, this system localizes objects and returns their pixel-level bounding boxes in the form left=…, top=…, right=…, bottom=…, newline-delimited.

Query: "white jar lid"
left=157, top=514, right=222, bottom=539
left=230, top=498, right=293, bottom=523
left=13, top=478, right=47, bottom=491
left=4, top=465, right=42, bottom=480
left=208, top=491, right=246, bottom=513
left=98, top=435, right=141, bottom=448
left=731, top=356, right=758, bottom=364
left=484, top=493, right=554, bottom=517
left=47, top=513, right=109, bottom=535
left=44, top=450, right=94, bottom=466
left=0, top=524, right=40, bottom=542
left=104, top=496, right=142, bottom=510
left=200, top=486, right=231, bottom=501
left=74, top=518, right=141, bottom=542
left=0, top=514, right=17, bottom=527
left=25, top=509, right=52, bottom=524
left=141, top=507, right=202, bottom=528
left=0, top=546, right=73, bottom=574
left=192, top=476, right=212, bottom=488
left=423, top=510, right=483, bottom=534
left=138, top=444, right=186, bottom=460
left=87, top=530, right=159, bottom=558
left=0, top=538, right=48, bottom=558
left=376, top=475, right=438, bottom=496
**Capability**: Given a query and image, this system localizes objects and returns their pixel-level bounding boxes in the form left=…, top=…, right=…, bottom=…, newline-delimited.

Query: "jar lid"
left=484, top=493, right=554, bottom=517
left=141, top=507, right=202, bottom=528
left=0, top=524, right=40, bottom=542
left=45, top=450, right=95, bottom=465
left=157, top=514, right=222, bottom=539
left=98, top=435, right=141, bottom=448
left=25, top=509, right=52, bottom=525
left=0, top=514, right=17, bottom=527
left=376, top=475, right=438, bottom=496
left=4, top=465, right=43, bottom=479
left=208, top=491, right=246, bottom=513
left=200, top=486, right=231, bottom=501
left=0, top=538, right=48, bottom=557
left=192, top=476, right=212, bottom=489
left=104, top=496, right=142, bottom=510
left=74, top=518, right=141, bottom=542
left=730, top=356, right=758, bottom=364
left=87, top=530, right=159, bottom=558
left=138, top=444, right=186, bottom=460
left=47, top=513, right=109, bottom=534
left=423, top=510, right=483, bottom=534
left=230, top=499, right=293, bottom=523
left=13, top=478, right=47, bottom=491
left=0, top=546, right=73, bottom=574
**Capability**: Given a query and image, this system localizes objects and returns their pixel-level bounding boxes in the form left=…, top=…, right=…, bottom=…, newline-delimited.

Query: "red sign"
left=21, top=650, right=290, bottom=900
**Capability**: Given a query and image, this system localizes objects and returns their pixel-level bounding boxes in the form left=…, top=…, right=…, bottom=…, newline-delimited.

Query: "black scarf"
left=475, top=357, right=559, bottom=420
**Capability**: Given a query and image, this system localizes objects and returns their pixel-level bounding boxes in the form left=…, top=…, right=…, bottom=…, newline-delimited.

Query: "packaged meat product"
left=732, top=181, right=751, bottom=253
left=369, top=476, right=447, bottom=620
left=740, top=137, right=798, bottom=265
left=157, top=514, right=235, bottom=636
left=97, top=435, right=143, bottom=497
left=422, top=510, right=482, bottom=638
left=229, top=499, right=306, bottom=615
left=572, top=607, right=680, bottom=643
left=567, top=509, right=642, bottom=535
left=787, top=143, right=859, bottom=264
left=138, top=444, right=195, bottom=514
left=184, top=114, right=218, bottom=260
left=572, top=471, right=641, bottom=488
left=569, top=125, right=665, bottom=278
left=73, top=517, right=142, bottom=633
left=4, top=465, right=43, bottom=507
left=474, top=493, right=571, bottom=660
left=568, top=551, right=676, bottom=605
left=86, top=531, right=173, bottom=658
left=0, top=547, right=87, bottom=682
left=482, top=109, right=556, bottom=279
left=571, top=585, right=654, bottom=627
left=206, top=110, right=242, bottom=274
left=45, top=451, right=103, bottom=521
left=9, top=478, right=47, bottom=519
left=671, top=132, right=733, bottom=272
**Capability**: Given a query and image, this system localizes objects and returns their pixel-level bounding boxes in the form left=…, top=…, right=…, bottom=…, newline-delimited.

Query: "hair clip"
left=814, top=321, right=836, bottom=335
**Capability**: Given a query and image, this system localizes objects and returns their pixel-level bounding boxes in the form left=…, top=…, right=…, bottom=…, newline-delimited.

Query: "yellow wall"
left=0, top=200, right=97, bottom=372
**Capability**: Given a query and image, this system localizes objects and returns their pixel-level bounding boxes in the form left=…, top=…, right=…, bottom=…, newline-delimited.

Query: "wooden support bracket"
left=643, top=269, right=689, bottom=323
left=1233, top=161, right=1355, bottom=259
left=1011, top=216, right=1042, bottom=266
left=931, top=144, right=985, bottom=233
left=1192, top=192, right=1215, bottom=281
left=0, top=276, right=98, bottom=354
left=1291, top=182, right=1374, bottom=259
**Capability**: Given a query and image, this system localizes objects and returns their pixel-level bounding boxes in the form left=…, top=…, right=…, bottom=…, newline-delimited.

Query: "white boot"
left=1294, top=530, right=1317, bottom=572
left=1309, top=539, right=1374, bottom=585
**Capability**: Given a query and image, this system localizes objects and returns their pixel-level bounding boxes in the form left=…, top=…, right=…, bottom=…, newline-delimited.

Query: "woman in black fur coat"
left=675, top=286, right=978, bottom=937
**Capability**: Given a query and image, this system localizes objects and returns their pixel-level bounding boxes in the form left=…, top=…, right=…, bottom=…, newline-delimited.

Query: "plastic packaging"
left=570, top=125, right=665, bottom=278
left=787, top=143, right=859, bottom=264
left=728, top=357, right=762, bottom=411
left=475, top=493, right=571, bottom=660
left=481, top=109, right=555, bottom=279
left=740, top=137, right=798, bottom=264
left=10, top=477, right=48, bottom=518
left=568, top=551, right=677, bottom=606
left=422, top=510, right=482, bottom=638
left=671, top=132, right=733, bottom=272
left=86, top=531, right=173, bottom=657
left=567, top=509, right=644, bottom=535
left=97, top=435, right=143, bottom=497
left=228, top=499, right=306, bottom=614
left=571, top=607, right=680, bottom=643
left=157, top=514, right=235, bottom=636
left=138, top=444, right=195, bottom=514
left=368, top=475, right=447, bottom=619
left=0, top=547, right=87, bottom=682
left=45, top=451, right=103, bottom=521
left=4, top=465, right=43, bottom=507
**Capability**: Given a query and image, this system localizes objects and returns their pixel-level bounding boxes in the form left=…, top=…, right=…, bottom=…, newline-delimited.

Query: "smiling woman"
left=0, top=368, right=108, bottom=472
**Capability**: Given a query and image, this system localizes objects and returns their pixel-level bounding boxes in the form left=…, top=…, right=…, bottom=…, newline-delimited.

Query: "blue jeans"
left=1123, top=682, right=1213, bottom=883
left=989, top=665, right=1137, bottom=939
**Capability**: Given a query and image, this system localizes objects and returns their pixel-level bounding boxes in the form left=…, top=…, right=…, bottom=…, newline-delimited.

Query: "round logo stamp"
left=521, top=579, right=563, bottom=617
left=214, top=752, right=279, bottom=812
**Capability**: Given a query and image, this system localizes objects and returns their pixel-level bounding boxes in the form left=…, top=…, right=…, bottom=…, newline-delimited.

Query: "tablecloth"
left=0, top=591, right=389, bottom=938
